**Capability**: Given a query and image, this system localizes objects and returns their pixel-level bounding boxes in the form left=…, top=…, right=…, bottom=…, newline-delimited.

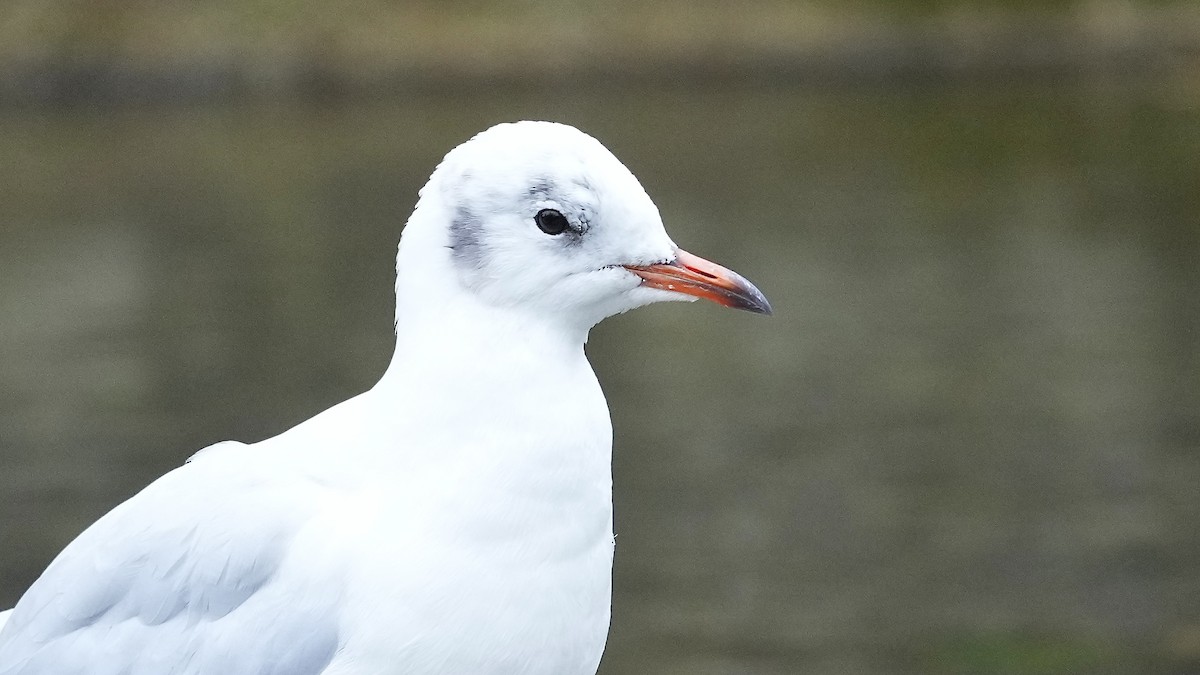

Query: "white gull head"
left=392, top=121, right=771, bottom=340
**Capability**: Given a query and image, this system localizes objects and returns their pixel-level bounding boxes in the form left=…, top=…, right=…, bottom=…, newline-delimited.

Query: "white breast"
left=308, top=350, right=616, bottom=675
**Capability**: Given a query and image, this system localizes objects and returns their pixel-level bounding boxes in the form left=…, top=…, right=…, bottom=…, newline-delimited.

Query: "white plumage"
left=0, top=121, right=769, bottom=674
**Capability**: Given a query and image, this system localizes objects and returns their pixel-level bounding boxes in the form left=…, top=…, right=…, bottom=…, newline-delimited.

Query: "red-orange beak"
left=623, top=249, right=772, bottom=315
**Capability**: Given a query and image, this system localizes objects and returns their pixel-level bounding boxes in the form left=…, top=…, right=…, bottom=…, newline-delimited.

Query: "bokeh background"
left=2, top=1, right=1199, bottom=673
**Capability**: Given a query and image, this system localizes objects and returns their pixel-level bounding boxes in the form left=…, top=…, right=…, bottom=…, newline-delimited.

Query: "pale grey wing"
left=0, top=611, right=10, bottom=634
left=0, top=446, right=342, bottom=675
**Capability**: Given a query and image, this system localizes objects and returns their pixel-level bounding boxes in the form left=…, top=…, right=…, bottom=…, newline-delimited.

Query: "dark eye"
left=535, top=209, right=570, bottom=235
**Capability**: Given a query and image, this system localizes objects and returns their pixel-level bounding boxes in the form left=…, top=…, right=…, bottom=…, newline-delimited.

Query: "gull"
left=0, top=121, right=770, bottom=674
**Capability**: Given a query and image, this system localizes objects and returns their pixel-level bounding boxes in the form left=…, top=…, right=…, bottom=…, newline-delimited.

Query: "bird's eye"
left=535, top=209, right=570, bottom=236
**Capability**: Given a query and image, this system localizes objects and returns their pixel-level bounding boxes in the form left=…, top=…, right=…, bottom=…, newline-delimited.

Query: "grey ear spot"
left=448, top=205, right=485, bottom=269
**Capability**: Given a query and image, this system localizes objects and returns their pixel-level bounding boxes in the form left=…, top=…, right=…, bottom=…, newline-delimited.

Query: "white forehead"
left=433, top=121, right=651, bottom=209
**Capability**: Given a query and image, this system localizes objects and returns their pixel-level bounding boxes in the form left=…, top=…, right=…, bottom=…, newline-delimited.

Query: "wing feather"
left=0, top=443, right=342, bottom=675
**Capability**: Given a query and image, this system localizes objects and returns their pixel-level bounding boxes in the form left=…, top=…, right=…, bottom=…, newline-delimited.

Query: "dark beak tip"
left=741, top=292, right=774, bottom=316
left=732, top=277, right=773, bottom=316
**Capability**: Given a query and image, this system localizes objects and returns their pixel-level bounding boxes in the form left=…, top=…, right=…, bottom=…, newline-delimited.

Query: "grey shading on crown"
left=527, top=178, right=555, bottom=201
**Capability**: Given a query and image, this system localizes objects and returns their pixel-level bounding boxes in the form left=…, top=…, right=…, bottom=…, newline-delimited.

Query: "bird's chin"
left=557, top=268, right=693, bottom=326
left=598, top=270, right=698, bottom=317
left=625, top=285, right=698, bottom=310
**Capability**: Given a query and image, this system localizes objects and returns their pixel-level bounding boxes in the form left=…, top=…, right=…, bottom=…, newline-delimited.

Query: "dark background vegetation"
left=1, top=2, right=1199, bottom=673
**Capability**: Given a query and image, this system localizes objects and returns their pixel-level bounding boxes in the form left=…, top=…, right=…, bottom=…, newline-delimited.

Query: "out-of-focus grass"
left=1, top=0, right=1198, bottom=81
left=918, top=632, right=1123, bottom=674
left=4, top=1, right=858, bottom=65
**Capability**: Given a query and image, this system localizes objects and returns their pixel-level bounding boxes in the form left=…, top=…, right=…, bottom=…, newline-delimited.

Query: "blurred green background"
left=1, top=2, right=1199, bottom=674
